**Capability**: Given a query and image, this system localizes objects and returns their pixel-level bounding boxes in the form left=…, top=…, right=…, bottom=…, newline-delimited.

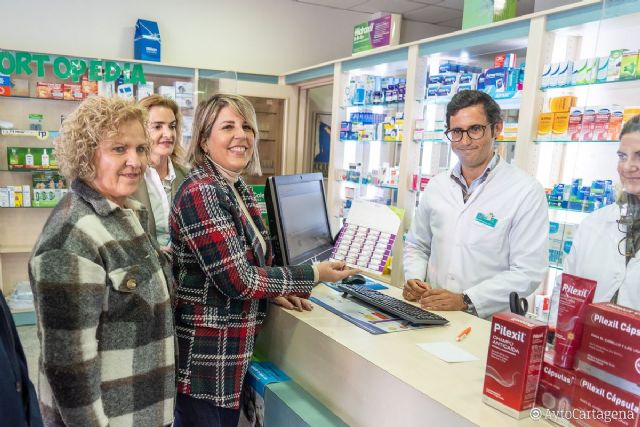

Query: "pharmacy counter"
left=256, top=284, right=539, bottom=427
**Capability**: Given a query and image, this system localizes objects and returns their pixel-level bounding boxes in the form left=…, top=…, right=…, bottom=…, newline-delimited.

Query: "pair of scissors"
left=509, top=292, right=528, bottom=315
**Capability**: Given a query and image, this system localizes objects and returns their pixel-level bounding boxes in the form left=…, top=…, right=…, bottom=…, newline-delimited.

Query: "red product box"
left=580, top=107, right=596, bottom=141
left=63, top=83, right=83, bottom=101
left=568, top=108, right=583, bottom=141
left=536, top=352, right=577, bottom=426
left=572, top=371, right=639, bottom=427
left=36, top=82, right=64, bottom=99
left=81, top=76, right=98, bottom=97
left=593, top=107, right=611, bottom=141
left=483, top=312, right=548, bottom=419
left=576, top=303, right=640, bottom=396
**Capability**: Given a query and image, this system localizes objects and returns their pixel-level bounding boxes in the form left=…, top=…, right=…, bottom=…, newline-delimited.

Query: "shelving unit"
left=0, top=51, right=294, bottom=298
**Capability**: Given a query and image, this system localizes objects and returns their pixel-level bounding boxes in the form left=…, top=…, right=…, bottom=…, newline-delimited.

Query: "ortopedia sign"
left=0, top=51, right=146, bottom=84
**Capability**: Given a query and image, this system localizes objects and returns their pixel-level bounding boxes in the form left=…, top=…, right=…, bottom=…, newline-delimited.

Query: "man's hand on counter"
left=419, top=289, right=466, bottom=311
left=403, top=279, right=431, bottom=301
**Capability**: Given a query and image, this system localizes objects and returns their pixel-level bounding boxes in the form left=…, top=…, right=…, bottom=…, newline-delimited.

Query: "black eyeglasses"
left=444, top=124, right=492, bottom=142
left=617, top=204, right=637, bottom=257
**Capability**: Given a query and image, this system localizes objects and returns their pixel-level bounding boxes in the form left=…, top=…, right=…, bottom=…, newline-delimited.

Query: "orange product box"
left=623, top=107, right=640, bottom=123
left=552, top=112, right=570, bottom=137
left=549, top=96, right=578, bottom=113
left=608, top=107, right=624, bottom=140
left=63, top=84, right=83, bottom=101
left=81, top=76, right=98, bottom=97
left=538, top=112, right=555, bottom=139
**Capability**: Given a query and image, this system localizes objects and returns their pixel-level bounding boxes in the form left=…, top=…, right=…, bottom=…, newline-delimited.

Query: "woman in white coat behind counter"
left=550, top=114, right=640, bottom=321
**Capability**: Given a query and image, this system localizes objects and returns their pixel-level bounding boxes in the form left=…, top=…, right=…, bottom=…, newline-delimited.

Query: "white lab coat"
left=404, top=160, right=548, bottom=319
left=549, top=203, right=640, bottom=324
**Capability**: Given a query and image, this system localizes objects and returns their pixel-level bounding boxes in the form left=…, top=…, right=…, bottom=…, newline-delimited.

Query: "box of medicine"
left=537, top=113, right=554, bottom=140
left=571, top=371, right=639, bottom=427
left=136, top=82, right=154, bottom=100
left=63, top=83, right=83, bottom=101
left=593, top=106, right=612, bottom=141
left=549, top=221, right=565, bottom=266
left=596, top=56, right=609, bottom=83
left=22, top=185, right=31, bottom=208
left=620, top=51, right=639, bottom=80
left=548, top=63, right=560, bottom=87
left=483, top=313, right=547, bottom=419
left=607, top=49, right=628, bottom=82
left=579, top=107, right=596, bottom=141
left=623, top=107, right=640, bottom=123
left=568, top=107, right=583, bottom=141
left=557, top=62, right=573, bottom=87
left=0, top=187, right=9, bottom=207
left=158, top=85, right=175, bottom=100
left=576, top=303, right=640, bottom=396
left=552, top=112, right=570, bottom=139
left=36, top=82, right=63, bottom=99
left=608, top=106, right=624, bottom=140
left=536, top=353, right=576, bottom=427
left=549, top=96, right=577, bottom=113
left=541, top=63, right=552, bottom=88
left=134, top=19, right=161, bottom=62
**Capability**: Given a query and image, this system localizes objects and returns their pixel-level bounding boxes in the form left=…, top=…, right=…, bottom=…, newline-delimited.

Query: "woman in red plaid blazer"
left=170, top=94, right=357, bottom=427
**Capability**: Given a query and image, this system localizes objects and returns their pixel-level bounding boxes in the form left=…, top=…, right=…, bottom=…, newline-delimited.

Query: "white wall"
left=0, top=0, right=453, bottom=75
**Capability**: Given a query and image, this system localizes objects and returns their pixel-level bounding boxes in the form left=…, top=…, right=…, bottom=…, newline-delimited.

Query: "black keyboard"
left=337, top=284, right=449, bottom=326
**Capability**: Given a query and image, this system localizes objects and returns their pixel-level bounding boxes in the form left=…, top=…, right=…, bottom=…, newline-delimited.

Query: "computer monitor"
left=264, top=173, right=334, bottom=266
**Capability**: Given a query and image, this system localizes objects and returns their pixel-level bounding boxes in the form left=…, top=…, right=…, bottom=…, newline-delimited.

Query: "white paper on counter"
left=417, top=342, right=479, bottom=363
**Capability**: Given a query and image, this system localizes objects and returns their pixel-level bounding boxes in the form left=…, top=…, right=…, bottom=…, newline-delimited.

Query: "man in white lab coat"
left=549, top=115, right=640, bottom=321
left=403, top=90, right=548, bottom=319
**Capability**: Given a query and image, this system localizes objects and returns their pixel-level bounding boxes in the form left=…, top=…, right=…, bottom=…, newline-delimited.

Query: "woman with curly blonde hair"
left=29, top=96, right=176, bottom=427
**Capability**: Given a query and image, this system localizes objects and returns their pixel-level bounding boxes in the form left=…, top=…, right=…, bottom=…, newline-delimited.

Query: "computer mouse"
left=342, top=274, right=366, bottom=285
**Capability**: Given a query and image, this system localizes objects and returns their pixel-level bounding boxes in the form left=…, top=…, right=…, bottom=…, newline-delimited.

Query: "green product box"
left=33, top=188, right=67, bottom=207
left=249, top=184, right=269, bottom=228
left=620, top=51, right=639, bottom=80
left=32, top=171, right=67, bottom=190
left=7, top=146, right=57, bottom=170
left=462, top=0, right=517, bottom=29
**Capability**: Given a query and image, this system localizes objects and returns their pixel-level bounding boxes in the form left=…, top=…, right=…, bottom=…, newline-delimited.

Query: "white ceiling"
left=294, top=0, right=536, bottom=30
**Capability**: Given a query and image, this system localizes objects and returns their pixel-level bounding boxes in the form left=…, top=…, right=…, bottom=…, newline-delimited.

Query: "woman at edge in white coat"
left=550, top=114, right=640, bottom=323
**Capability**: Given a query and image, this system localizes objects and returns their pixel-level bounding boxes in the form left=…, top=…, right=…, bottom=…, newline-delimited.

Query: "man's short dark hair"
left=446, top=90, right=502, bottom=128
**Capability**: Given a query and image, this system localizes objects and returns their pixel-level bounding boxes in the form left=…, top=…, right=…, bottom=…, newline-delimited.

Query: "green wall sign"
left=0, top=51, right=146, bottom=84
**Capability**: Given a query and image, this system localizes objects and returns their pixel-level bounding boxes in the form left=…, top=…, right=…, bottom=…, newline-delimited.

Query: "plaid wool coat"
left=170, top=158, right=315, bottom=409
left=29, top=180, right=175, bottom=427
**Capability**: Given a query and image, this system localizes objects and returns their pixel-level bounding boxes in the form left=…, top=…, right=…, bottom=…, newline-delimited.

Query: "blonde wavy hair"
left=139, top=94, right=187, bottom=168
left=55, top=96, right=149, bottom=182
left=187, top=93, right=261, bottom=175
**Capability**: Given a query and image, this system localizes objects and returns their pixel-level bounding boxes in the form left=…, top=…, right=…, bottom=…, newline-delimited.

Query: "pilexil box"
left=576, top=303, right=640, bottom=395
left=536, top=352, right=576, bottom=427
left=572, top=371, right=639, bottom=427
left=483, top=312, right=548, bottom=419
left=134, top=19, right=161, bottom=62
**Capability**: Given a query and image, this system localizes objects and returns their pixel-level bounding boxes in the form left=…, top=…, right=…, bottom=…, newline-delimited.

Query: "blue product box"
left=239, top=361, right=290, bottom=427
left=427, top=74, right=444, bottom=84
left=134, top=19, right=161, bottom=62
left=436, top=85, right=453, bottom=96
left=0, top=75, right=11, bottom=86
left=340, top=121, right=351, bottom=132
left=427, top=84, right=439, bottom=97
left=439, top=61, right=459, bottom=73
left=442, top=74, right=458, bottom=86
left=339, top=131, right=350, bottom=140
left=477, top=73, right=486, bottom=90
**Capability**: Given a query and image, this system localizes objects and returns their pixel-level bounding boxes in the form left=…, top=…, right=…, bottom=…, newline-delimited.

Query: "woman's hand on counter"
left=273, top=296, right=314, bottom=312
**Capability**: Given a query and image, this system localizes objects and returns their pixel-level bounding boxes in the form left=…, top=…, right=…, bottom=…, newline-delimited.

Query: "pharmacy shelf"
left=339, top=139, right=403, bottom=144
left=421, top=92, right=522, bottom=110
left=0, top=244, right=34, bottom=254
left=340, top=101, right=405, bottom=109
left=0, top=168, right=60, bottom=172
left=540, top=78, right=640, bottom=92
left=534, top=139, right=619, bottom=144
left=0, top=129, right=59, bottom=139
left=0, top=95, right=81, bottom=103
left=0, top=206, right=56, bottom=209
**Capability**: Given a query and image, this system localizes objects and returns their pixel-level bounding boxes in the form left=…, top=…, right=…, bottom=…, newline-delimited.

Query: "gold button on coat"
left=126, top=278, right=137, bottom=290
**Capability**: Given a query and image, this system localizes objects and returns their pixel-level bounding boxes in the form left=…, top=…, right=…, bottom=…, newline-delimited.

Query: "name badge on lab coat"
left=475, top=212, right=498, bottom=228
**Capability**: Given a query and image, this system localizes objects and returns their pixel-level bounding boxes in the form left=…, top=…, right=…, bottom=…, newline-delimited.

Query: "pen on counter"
left=456, top=326, right=472, bottom=342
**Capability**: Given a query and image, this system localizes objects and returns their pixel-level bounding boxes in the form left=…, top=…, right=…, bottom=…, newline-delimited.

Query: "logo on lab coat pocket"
left=475, top=212, right=498, bottom=228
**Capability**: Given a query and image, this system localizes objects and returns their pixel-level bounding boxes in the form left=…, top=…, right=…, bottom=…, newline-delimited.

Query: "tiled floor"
left=17, top=325, right=39, bottom=381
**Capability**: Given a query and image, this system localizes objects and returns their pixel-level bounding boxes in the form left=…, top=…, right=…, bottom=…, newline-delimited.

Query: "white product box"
left=541, top=63, right=552, bottom=88
left=0, top=187, right=9, bottom=207
left=158, top=85, right=176, bottom=100
left=137, top=82, right=154, bottom=100
left=22, top=185, right=31, bottom=208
